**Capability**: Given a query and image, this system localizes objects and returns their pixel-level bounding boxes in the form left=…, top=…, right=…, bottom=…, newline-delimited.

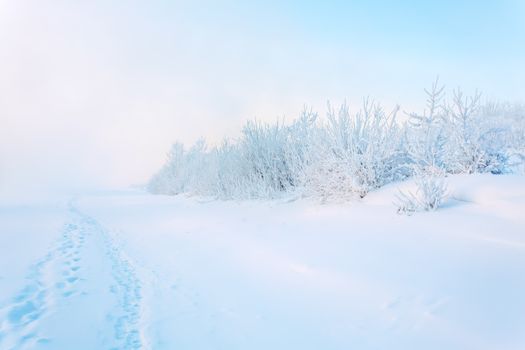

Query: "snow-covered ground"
left=1, top=174, right=524, bottom=349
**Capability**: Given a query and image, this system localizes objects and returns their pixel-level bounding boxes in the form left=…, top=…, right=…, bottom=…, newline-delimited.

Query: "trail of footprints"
left=107, top=243, right=144, bottom=350
left=0, top=205, right=145, bottom=349
left=55, top=222, right=85, bottom=299
left=74, top=208, right=145, bottom=350
left=0, top=220, right=87, bottom=349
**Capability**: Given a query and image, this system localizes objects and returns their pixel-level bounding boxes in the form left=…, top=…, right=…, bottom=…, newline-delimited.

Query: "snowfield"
left=1, top=174, right=525, bottom=349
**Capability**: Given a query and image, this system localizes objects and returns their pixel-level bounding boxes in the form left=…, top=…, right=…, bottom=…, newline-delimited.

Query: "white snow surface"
left=1, top=174, right=525, bottom=349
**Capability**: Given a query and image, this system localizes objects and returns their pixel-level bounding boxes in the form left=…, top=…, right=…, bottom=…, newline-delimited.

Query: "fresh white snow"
left=1, top=174, right=525, bottom=349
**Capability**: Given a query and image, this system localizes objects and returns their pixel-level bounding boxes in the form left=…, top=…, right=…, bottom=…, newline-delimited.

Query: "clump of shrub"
left=148, top=81, right=525, bottom=211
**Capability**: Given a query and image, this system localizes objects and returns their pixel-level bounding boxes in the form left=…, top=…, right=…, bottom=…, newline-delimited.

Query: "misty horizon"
left=1, top=0, right=524, bottom=194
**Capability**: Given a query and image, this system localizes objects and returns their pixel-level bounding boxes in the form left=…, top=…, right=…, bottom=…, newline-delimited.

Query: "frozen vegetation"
left=149, top=82, right=525, bottom=213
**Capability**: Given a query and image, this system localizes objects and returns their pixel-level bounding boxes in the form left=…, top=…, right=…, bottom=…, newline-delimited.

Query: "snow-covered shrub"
left=396, top=81, right=450, bottom=214
left=304, top=151, right=359, bottom=202
left=306, top=100, right=404, bottom=199
left=148, top=81, right=524, bottom=204
left=443, top=89, right=481, bottom=173
left=148, top=140, right=213, bottom=196
left=240, top=120, right=292, bottom=196
left=148, top=143, right=186, bottom=195
left=395, top=168, right=448, bottom=215
left=442, top=88, right=507, bottom=174
left=477, top=102, right=525, bottom=174
left=236, top=109, right=318, bottom=198
left=404, top=79, right=449, bottom=172
left=283, top=108, right=320, bottom=190
left=212, top=141, right=248, bottom=199
left=439, top=90, right=525, bottom=175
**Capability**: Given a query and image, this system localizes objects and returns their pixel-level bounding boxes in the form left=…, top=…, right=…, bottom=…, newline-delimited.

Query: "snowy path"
left=0, top=202, right=148, bottom=350
left=1, top=174, right=525, bottom=349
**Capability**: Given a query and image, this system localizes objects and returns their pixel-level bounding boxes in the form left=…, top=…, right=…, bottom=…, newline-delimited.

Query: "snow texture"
left=1, top=174, right=525, bottom=349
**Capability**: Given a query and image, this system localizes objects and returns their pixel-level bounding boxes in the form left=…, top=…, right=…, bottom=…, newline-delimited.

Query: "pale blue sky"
left=1, top=0, right=524, bottom=191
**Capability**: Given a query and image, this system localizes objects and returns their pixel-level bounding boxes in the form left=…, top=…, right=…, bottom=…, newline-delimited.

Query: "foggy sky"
left=1, top=0, right=524, bottom=195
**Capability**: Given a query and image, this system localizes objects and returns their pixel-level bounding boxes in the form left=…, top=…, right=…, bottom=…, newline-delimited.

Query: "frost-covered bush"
left=284, top=109, right=320, bottom=190
left=404, top=79, right=449, bottom=172
left=232, top=109, right=319, bottom=199
left=148, top=81, right=525, bottom=203
left=148, top=143, right=186, bottom=195
left=395, top=168, right=448, bottom=215
left=148, top=140, right=216, bottom=196
left=440, top=89, right=516, bottom=174
left=306, top=100, right=404, bottom=200
left=212, top=141, right=248, bottom=199
left=239, top=120, right=293, bottom=197
left=477, top=102, right=525, bottom=174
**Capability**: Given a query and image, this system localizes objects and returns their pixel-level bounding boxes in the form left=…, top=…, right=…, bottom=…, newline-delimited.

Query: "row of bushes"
left=148, top=82, right=525, bottom=203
